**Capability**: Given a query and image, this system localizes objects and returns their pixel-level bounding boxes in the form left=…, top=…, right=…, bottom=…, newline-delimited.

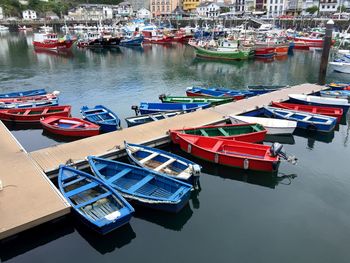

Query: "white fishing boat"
left=329, top=61, right=350, bottom=74
left=229, top=115, right=297, bottom=135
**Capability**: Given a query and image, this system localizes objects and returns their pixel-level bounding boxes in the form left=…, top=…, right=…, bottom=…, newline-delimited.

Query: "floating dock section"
left=0, top=122, right=70, bottom=240
left=30, top=83, right=326, bottom=174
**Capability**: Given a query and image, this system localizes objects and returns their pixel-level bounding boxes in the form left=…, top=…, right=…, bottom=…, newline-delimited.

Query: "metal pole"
left=318, top=19, right=334, bottom=85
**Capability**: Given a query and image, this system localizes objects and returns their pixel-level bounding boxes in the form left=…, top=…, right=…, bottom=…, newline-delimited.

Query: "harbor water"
left=1, top=32, right=350, bottom=263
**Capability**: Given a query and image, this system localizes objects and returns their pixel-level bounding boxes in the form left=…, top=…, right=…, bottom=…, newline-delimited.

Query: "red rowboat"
left=271, top=102, right=343, bottom=123
left=33, top=33, right=76, bottom=50
left=40, top=116, right=100, bottom=137
left=185, top=90, right=245, bottom=101
left=173, top=133, right=280, bottom=172
left=0, top=92, right=59, bottom=103
left=0, top=105, right=71, bottom=123
left=170, top=123, right=267, bottom=143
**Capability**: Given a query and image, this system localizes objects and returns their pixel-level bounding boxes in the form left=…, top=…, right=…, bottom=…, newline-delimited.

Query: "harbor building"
left=128, top=0, right=150, bottom=11
left=266, top=0, right=286, bottom=17
left=183, top=0, right=201, bottom=12
left=150, top=0, right=180, bottom=17
left=137, top=8, right=152, bottom=18
left=22, top=10, right=37, bottom=20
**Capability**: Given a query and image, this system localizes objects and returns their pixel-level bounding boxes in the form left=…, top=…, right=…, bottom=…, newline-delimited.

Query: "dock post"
left=318, top=20, right=334, bottom=85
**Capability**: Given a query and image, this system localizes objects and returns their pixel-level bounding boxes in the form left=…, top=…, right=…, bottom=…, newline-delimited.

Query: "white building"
left=137, top=8, right=152, bottom=18
left=0, top=7, right=3, bottom=20
left=68, top=4, right=115, bottom=20
left=266, top=0, right=286, bottom=17
left=114, top=1, right=133, bottom=17
left=196, top=2, right=222, bottom=17
left=22, top=10, right=37, bottom=20
left=129, top=0, right=150, bottom=11
left=319, top=0, right=338, bottom=13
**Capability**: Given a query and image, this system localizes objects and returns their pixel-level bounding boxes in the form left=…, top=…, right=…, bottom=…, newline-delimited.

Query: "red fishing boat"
left=142, top=30, right=174, bottom=44
left=40, top=116, right=100, bottom=137
left=254, top=46, right=275, bottom=58
left=173, top=133, right=280, bottom=172
left=271, top=102, right=343, bottom=123
left=170, top=123, right=267, bottom=143
left=173, top=30, right=193, bottom=43
left=0, top=105, right=71, bottom=123
left=33, top=33, right=76, bottom=50
left=0, top=92, right=59, bottom=104
left=274, top=45, right=289, bottom=56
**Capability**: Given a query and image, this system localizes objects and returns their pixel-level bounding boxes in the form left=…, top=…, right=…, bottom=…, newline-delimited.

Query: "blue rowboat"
left=119, top=35, right=144, bottom=46
left=0, top=99, right=58, bottom=109
left=81, top=105, right=121, bottom=133
left=288, top=94, right=350, bottom=112
left=263, top=106, right=337, bottom=132
left=247, top=85, right=286, bottom=95
left=125, top=111, right=184, bottom=127
left=137, top=102, right=210, bottom=115
left=0, top=89, right=47, bottom=98
left=320, top=90, right=350, bottom=99
left=186, top=86, right=251, bottom=98
left=88, top=156, right=193, bottom=213
left=58, top=165, right=134, bottom=235
left=124, top=141, right=201, bottom=187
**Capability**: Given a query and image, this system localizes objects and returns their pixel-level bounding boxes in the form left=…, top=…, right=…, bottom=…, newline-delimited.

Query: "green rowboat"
left=170, top=123, right=267, bottom=143
left=159, top=95, right=233, bottom=106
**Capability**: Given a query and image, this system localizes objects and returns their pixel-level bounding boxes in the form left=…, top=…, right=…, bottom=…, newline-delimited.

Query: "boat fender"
left=243, top=159, right=249, bottom=170
left=53, top=90, right=60, bottom=96
left=214, top=153, right=219, bottom=163
left=187, top=144, right=191, bottom=153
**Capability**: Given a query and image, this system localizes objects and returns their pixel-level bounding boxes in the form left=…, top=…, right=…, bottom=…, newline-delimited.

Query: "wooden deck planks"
left=0, top=121, right=70, bottom=240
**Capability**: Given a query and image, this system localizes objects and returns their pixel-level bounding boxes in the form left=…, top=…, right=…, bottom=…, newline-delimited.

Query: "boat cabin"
left=33, top=33, right=58, bottom=42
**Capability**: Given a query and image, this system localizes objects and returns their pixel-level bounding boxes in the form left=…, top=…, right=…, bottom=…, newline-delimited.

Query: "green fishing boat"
left=159, top=95, right=233, bottom=106
left=170, top=123, right=267, bottom=143
left=193, top=39, right=253, bottom=61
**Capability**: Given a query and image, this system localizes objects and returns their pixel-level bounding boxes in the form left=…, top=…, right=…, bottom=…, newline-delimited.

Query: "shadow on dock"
left=0, top=216, right=74, bottom=262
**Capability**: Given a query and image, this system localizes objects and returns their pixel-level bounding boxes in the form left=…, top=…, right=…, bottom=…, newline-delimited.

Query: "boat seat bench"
left=65, top=181, right=99, bottom=198
left=107, top=168, right=132, bottom=183
left=154, top=158, right=176, bottom=172
left=75, top=192, right=111, bottom=209
left=129, top=175, right=154, bottom=192
left=140, top=152, right=159, bottom=164
left=212, top=141, right=223, bottom=152
left=218, top=128, right=229, bottom=136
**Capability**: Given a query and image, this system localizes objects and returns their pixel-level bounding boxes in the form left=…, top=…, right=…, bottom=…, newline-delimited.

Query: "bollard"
left=318, top=20, right=334, bottom=85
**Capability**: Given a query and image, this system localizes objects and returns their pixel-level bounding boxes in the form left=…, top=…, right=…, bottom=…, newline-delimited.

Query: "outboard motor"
left=131, top=105, right=140, bottom=116
left=158, top=94, right=166, bottom=101
left=192, top=164, right=202, bottom=190
left=270, top=142, right=298, bottom=165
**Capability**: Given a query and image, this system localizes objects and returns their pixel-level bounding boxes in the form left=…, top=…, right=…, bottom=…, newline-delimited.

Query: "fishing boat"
left=58, top=165, right=134, bottom=234
left=288, top=94, right=350, bottom=112
left=320, top=90, right=350, bottom=99
left=271, top=102, right=343, bottom=123
left=124, top=142, right=201, bottom=186
left=40, top=116, right=100, bottom=137
left=0, top=99, right=59, bottom=109
left=88, top=156, right=193, bottom=213
left=263, top=106, right=337, bottom=132
left=0, top=105, right=71, bottom=123
left=327, top=82, right=350, bottom=90
left=0, top=89, right=47, bottom=98
left=186, top=86, right=249, bottom=100
left=173, top=133, right=281, bottom=172
left=254, top=46, right=275, bottom=58
left=274, top=45, right=289, bottom=56
left=193, top=39, right=253, bottom=60
left=0, top=92, right=59, bottom=104
left=329, top=61, right=350, bottom=73
left=135, top=102, right=210, bottom=115
left=170, top=123, right=267, bottom=143
left=159, top=94, right=233, bottom=106
left=230, top=115, right=297, bottom=135
left=81, top=105, right=121, bottom=133
left=119, top=35, right=144, bottom=46
left=125, top=111, right=184, bottom=127
left=33, top=33, right=76, bottom=50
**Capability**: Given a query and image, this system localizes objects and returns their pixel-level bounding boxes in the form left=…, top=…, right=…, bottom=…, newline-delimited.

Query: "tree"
left=306, top=5, right=318, bottom=15
left=338, top=5, right=347, bottom=12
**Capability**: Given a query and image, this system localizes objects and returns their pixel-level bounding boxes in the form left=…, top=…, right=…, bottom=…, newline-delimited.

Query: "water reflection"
left=0, top=217, right=74, bottom=262
left=34, top=49, right=74, bottom=58
left=293, top=129, right=335, bottom=146
left=265, top=134, right=296, bottom=145
left=134, top=203, right=193, bottom=231
left=74, top=221, right=136, bottom=254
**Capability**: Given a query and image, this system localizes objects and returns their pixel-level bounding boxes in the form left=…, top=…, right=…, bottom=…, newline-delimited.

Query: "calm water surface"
left=1, top=32, right=350, bottom=263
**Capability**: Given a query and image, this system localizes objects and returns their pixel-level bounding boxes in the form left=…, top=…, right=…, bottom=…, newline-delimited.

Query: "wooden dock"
left=0, top=83, right=326, bottom=240
left=30, top=83, right=326, bottom=174
left=0, top=121, right=70, bottom=240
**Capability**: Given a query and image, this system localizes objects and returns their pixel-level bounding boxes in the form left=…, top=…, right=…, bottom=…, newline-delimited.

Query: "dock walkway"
left=30, top=83, right=326, bottom=174
left=0, top=122, right=70, bottom=240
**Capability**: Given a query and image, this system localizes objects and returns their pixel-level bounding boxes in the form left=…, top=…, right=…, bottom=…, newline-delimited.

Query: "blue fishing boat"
left=58, top=165, right=134, bottom=234
left=263, top=106, right=337, bottom=132
left=320, top=90, right=350, bottom=99
left=125, top=111, right=184, bottom=127
left=88, top=156, right=193, bottom=213
left=288, top=94, right=350, bottom=112
left=135, top=102, right=210, bottom=115
left=0, top=99, right=58, bottom=109
left=119, top=35, right=144, bottom=46
left=186, top=86, right=251, bottom=99
left=81, top=105, right=121, bottom=133
left=0, top=88, right=47, bottom=98
left=124, top=142, right=201, bottom=187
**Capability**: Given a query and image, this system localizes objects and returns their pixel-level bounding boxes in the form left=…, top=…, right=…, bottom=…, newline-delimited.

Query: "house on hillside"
left=22, top=10, right=37, bottom=20
left=137, top=8, right=152, bottom=19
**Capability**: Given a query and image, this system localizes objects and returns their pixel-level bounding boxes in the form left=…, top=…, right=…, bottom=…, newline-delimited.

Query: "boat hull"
left=288, top=94, right=350, bottom=112
left=33, top=40, right=75, bottom=50
left=194, top=46, right=252, bottom=60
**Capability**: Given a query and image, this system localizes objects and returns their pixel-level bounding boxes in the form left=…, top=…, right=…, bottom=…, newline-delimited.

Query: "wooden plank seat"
left=128, top=175, right=154, bottom=193
left=154, top=158, right=176, bottom=172
left=107, top=168, right=132, bottom=183
left=139, top=152, right=159, bottom=164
